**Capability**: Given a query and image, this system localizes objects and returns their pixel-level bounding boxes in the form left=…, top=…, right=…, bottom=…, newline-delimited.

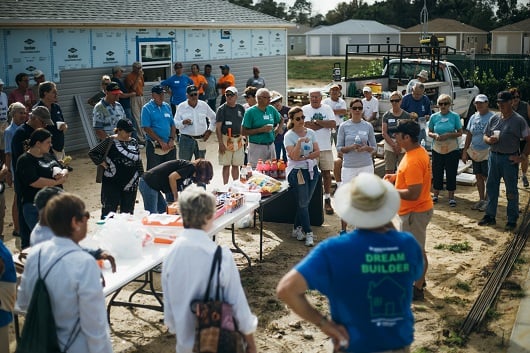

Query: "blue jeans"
left=22, top=202, right=39, bottom=233
left=139, top=178, right=167, bottom=214
left=486, top=152, right=519, bottom=223
left=274, top=141, right=287, bottom=163
left=288, top=166, right=321, bottom=233
left=145, top=141, right=177, bottom=170
left=179, top=134, right=206, bottom=161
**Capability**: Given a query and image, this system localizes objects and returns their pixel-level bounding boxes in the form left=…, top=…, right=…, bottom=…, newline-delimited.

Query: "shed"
left=491, top=18, right=530, bottom=55
left=401, top=18, right=488, bottom=54
left=305, top=20, right=400, bottom=56
left=288, top=24, right=312, bottom=56
left=0, top=0, right=293, bottom=152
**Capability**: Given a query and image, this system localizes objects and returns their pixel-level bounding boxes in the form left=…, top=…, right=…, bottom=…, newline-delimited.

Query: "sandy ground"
left=6, top=81, right=530, bottom=352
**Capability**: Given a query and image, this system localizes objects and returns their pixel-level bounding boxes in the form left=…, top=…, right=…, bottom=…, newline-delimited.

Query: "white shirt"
left=16, top=237, right=112, bottom=353
left=162, top=229, right=258, bottom=353
left=301, top=104, right=335, bottom=151
left=323, top=97, right=347, bottom=126
left=174, top=100, right=216, bottom=136
left=30, top=223, right=55, bottom=246
left=362, top=96, right=379, bottom=120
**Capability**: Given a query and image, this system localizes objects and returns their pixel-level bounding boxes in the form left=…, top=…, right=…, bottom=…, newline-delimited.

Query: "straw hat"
left=335, top=173, right=400, bottom=229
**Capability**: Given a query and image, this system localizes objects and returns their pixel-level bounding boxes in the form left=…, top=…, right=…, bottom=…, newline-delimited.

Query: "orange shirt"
left=395, top=146, right=433, bottom=215
left=218, top=73, right=235, bottom=95
left=125, top=72, right=144, bottom=96
left=190, top=74, right=208, bottom=95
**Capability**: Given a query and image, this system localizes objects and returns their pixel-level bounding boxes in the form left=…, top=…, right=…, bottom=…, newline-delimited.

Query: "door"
left=309, top=36, right=320, bottom=56
left=445, top=35, right=457, bottom=50
left=447, top=64, right=472, bottom=117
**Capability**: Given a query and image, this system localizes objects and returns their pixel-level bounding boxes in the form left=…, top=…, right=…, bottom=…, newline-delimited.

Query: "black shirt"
left=16, top=152, right=63, bottom=204
left=142, top=160, right=195, bottom=194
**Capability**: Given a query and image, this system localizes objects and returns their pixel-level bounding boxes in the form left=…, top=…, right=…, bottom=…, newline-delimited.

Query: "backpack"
left=16, top=249, right=81, bottom=353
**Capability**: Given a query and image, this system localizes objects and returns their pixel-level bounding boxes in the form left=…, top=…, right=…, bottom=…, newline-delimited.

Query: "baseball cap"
left=186, top=85, right=198, bottom=95
left=329, top=84, right=341, bottom=91
left=219, top=64, right=230, bottom=70
left=270, top=90, right=283, bottom=103
left=151, top=85, right=166, bottom=94
left=116, top=119, right=134, bottom=132
left=497, top=91, right=513, bottom=102
left=33, top=70, right=44, bottom=79
left=105, top=82, right=123, bottom=94
left=225, top=86, right=238, bottom=95
left=31, top=106, right=54, bottom=126
left=474, top=94, right=488, bottom=103
left=363, top=86, right=372, bottom=93
left=34, top=186, right=64, bottom=210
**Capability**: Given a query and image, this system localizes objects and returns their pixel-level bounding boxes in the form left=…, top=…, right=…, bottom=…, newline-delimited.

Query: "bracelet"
left=316, top=315, right=328, bottom=328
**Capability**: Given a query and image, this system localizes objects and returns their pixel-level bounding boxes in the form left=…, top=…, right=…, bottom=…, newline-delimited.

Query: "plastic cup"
left=56, top=121, right=66, bottom=129
left=493, top=130, right=500, bottom=139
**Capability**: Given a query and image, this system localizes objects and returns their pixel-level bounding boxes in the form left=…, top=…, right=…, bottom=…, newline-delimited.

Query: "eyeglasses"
left=225, top=93, right=236, bottom=97
left=293, top=115, right=305, bottom=121
left=258, top=96, right=271, bottom=99
left=189, top=93, right=198, bottom=97
left=351, top=106, right=363, bottom=111
left=244, top=95, right=254, bottom=99
left=390, top=99, right=401, bottom=103
left=438, top=102, right=451, bottom=106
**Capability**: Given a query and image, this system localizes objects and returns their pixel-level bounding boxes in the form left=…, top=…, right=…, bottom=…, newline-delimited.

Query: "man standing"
left=203, top=64, right=218, bottom=112
left=125, top=61, right=146, bottom=141
left=362, top=86, right=379, bottom=131
left=401, top=83, right=431, bottom=143
left=111, top=66, right=138, bottom=132
left=141, top=85, right=176, bottom=170
left=406, top=69, right=428, bottom=94
left=31, top=70, right=46, bottom=99
left=189, top=64, right=208, bottom=99
left=216, top=87, right=246, bottom=184
left=92, top=82, right=126, bottom=141
left=175, top=85, right=216, bottom=161
left=217, top=65, right=235, bottom=106
left=246, top=66, right=265, bottom=88
left=323, top=84, right=347, bottom=146
left=302, top=88, right=336, bottom=215
left=8, top=73, right=36, bottom=111
left=385, top=120, right=433, bottom=301
left=277, top=173, right=423, bottom=353
left=479, top=91, right=530, bottom=232
left=242, top=88, right=282, bottom=166
left=35, top=81, right=68, bottom=158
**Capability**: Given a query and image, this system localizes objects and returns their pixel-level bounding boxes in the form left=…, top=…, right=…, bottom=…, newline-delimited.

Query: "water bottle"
left=421, top=139, right=426, bottom=149
left=354, top=135, right=362, bottom=145
left=302, top=143, right=311, bottom=157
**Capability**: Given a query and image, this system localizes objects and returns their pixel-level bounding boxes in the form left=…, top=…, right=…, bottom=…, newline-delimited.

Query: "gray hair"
left=437, top=93, right=452, bottom=104
left=178, top=185, right=216, bottom=229
left=413, top=83, right=425, bottom=93
left=390, top=91, right=402, bottom=100
left=256, top=88, right=270, bottom=98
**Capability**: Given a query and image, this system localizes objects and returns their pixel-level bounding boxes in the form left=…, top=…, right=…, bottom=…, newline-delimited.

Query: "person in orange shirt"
left=384, top=120, right=433, bottom=301
left=216, top=64, right=235, bottom=106
left=125, top=62, right=146, bottom=141
left=190, top=64, right=208, bottom=99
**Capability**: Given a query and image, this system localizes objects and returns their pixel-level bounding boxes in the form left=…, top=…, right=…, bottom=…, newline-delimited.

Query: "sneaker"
left=471, top=201, right=482, bottom=210
left=521, top=175, right=530, bottom=188
left=478, top=215, right=496, bottom=226
left=478, top=200, right=488, bottom=212
left=296, top=229, right=306, bottom=241
left=324, top=198, right=334, bottom=215
left=305, top=232, right=314, bottom=247
left=432, top=195, right=438, bottom=203
left=413, top=286, right=424, bottom=301
left=505, top=222, right=517, bottom=232
left=449, top=199, right=456, bottom=207
left=292, top=226, right=303, bottom=239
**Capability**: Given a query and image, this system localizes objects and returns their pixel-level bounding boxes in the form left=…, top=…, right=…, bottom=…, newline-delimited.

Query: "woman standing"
left=35, top=81, right=68, bottom=159
left=284, top=107, right=320, bottom=247
left=509, top=87, right=530, bottom=187
left=428, top=94, right=463, bottom=206
left=381, top=91, right=411, bottom=174
left=271, top=91, right=290, bottom=162
left=16, top=193, right=113, bottom=353
left=16, top=128, right=67, bottom=232
left=89, top=119, right=143, bottom=219
left=336, top=98, right=377, bottom=233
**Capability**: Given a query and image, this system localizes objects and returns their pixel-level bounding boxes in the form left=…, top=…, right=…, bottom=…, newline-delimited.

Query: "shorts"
left=384, top=150, right=404, bottom=171
left=218, top=145, right=245, bottom=166
left=471, top=159, right=488, bottom=176
left=317, top=150, right=334, bottom=171
left=248, top=142, right=275, bottom=167
left=341, top=165, right=374, bottom=184
left=400, top=208, right=433, bottom=249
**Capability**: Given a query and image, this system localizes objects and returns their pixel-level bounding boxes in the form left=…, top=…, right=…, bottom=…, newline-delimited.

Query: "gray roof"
left=492, top=18, right=530, bottom=32
left=403, top=18, right=486, bottom=33
left=0, top=0, right=292, bottom=28
left=305, top=20, right=399, bottom=35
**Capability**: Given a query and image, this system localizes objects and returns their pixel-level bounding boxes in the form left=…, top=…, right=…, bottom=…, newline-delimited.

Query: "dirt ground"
left=6, top=81, right=530, bottom=352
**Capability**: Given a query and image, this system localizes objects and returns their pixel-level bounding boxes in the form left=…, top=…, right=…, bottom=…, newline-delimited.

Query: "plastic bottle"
left=263, top=160, right=271, bottom=177
left=421, top=138, right=426, bottom=149
left=256, top=159, right=264, bottom=173
left=240, top=165, right=247, bottom=183
left=246, top=163, right=253, bottom=180
left=354, top=135, right=362, bottom=145
left=278, top=160, right=286, bottom=179
left=270, top=159, right=278, bottom=179
left=302, top=143, right=311, bottom=157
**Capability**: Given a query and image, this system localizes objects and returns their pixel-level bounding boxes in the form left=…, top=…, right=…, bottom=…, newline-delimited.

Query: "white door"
left=523, top=36, right=529, bottom=55
left=495, top=35, right=508, bottom=54
left=445, top=35, right=457, bottom=50
left=309, top=36, right=320, bottom=56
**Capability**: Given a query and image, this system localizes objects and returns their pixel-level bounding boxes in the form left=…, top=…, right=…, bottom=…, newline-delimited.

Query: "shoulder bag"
left=190, top=246, right=246, bottom=353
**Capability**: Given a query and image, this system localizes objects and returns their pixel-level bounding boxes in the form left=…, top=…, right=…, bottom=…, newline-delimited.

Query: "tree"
left=287, top=0, right=312, bottom=24
left=228, top=0, right=253, bottom=8
left=254, top=0, right=288, bottom=18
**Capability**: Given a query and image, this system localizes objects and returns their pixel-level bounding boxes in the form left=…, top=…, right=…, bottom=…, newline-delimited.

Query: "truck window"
left=448, top=66, right=464, bottom=88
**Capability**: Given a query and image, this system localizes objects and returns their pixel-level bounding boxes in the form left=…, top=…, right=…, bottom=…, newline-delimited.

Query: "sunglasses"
left=438, top=102, right=450, bottom=106
left=390, top=99, right=401, bottom=103
left=293, top=115, right=305, bottom=121
left=189, top=93, right=198, bottom=97
left=225, top=93, right=236, bottom=97
left=351, top=106, right=363, bottom=111
left=513, top=95, right=520, bottom=99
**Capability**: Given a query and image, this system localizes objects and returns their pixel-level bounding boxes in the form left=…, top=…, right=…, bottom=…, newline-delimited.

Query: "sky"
left=282, top=0, right=376, bottom=16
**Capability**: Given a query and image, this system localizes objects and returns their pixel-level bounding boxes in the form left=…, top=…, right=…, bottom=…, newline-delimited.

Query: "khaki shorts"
left=384, top=150, right=404, bottom=171
left=218, top=143, right=245, bottom=167
left=400, top=208, right=433, bottom=249
left=317, top=150, right=334, bottom=171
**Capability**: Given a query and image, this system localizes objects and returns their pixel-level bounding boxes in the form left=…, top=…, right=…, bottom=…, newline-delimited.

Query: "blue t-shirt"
left=466, top=111, right=494, bottom=151
left=401, top=94, right=431, bottom=117
left=296, top=229, right=423, bottom=353
left=0, top=241, right=16, bottom=327
left=141, top=99, right=175, bottom=143
left=161, top=74, right=193, bottom=106
left=428, top=111, right=462, bottom=135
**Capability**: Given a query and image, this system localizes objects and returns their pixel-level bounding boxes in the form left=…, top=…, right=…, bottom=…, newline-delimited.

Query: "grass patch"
left=443, top=296, right=469, bottom=306
left=486, top=308, right=502, bottom=321
left=413, top=348, right=435, bottom=353
left=455, top=281, right=471, bottom=292
left=443, top=330, right=467, bottom=347
left=434, top=241, right=472, bottom=253
left=288, top=58, right=382, bottom=82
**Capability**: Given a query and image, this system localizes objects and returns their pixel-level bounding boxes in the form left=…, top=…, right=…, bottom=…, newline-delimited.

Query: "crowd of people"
left=0, top=61, right=530, bottom=353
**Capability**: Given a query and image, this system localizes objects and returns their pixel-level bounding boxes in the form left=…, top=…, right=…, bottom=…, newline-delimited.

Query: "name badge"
left=388, top=119, right=396, bottom=123
left=225, top=121, right=233, bottom=126
left=164, top=113, right=171, bottom=118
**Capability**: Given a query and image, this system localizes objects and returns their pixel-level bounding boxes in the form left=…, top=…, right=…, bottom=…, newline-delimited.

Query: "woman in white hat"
left=277, top=173, right=424, bottom=353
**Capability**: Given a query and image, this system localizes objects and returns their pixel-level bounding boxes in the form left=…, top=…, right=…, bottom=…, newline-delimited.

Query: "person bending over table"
left=16, top=193, right=113, bottom=353
left=162, top=185, right=258, bottom=353
left=139, top=159, right=213, bottom=214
